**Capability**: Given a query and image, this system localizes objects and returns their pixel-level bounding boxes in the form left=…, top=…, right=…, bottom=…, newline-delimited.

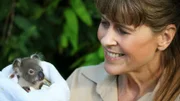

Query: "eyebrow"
left=101, top=15, right=136, bottom=32
left=119, top=25, right=136, bottom=32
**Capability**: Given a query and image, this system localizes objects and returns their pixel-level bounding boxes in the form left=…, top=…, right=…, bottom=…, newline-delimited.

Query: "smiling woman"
left=67, top=0, right=180, bottom=101
left=98, top=21, right=159, bottom=76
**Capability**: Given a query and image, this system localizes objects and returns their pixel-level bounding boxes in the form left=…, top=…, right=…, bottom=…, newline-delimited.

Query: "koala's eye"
left=28, top=69, right=35, bottom=75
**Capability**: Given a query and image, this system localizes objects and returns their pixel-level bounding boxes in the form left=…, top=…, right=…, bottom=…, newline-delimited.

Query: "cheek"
left=124, top=38, right=158, bottom=63
left=97, top=26, right=105, bottom=41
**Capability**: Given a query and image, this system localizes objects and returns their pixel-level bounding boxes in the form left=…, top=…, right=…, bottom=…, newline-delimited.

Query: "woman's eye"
left=117, top=27, right=128, bottom=35
left=101, top=20, right=109, bottom=28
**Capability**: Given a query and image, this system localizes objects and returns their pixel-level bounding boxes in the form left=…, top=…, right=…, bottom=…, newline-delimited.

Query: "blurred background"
left=0, top=0, right=104, bottom=79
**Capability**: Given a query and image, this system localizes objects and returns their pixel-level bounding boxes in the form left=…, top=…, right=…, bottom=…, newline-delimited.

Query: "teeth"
left=107, top=51, right=124, bottom=57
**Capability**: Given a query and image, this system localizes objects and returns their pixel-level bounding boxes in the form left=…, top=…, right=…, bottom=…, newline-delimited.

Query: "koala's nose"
left=38, top=71, right=44, bottom=81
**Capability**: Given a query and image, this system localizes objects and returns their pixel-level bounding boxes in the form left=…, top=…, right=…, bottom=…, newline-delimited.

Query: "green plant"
left=0, top=0, right=104, bottom=78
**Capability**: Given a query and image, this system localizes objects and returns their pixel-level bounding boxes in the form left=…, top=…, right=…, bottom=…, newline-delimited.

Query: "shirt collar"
left=80, top=62, right=163, bottom=101
left=81, top=62, right=118, bottom=101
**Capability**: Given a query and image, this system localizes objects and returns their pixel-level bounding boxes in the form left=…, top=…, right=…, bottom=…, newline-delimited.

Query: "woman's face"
left=97, top=15, right=162, bottom=75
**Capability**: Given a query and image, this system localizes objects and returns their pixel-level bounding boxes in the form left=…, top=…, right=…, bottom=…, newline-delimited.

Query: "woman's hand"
left=0, top=72, right=31, bottom=101
left=2, top=61, right=70, bottom=101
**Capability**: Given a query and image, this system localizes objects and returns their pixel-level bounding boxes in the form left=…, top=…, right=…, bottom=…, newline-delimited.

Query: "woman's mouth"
left=105, top=50, right=125, bottom=61
left=106, top=51, right=125, bottom=58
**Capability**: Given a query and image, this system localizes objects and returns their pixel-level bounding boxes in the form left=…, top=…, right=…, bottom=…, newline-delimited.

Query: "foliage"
left=0, top=0, right=104, bottom=78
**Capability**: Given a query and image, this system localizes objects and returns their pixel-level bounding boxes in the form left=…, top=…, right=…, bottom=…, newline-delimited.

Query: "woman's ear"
left=157, top=24, right=176, bottom=51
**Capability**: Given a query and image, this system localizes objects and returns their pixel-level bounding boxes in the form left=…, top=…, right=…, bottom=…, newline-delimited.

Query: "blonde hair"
left=95, top=0, right=180, bottom=101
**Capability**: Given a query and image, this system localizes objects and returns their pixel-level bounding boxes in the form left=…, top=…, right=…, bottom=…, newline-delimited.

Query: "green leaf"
left=31, top=5, right=44, bottom=19
left=59, top=30, right=68, bottom=48
left=82, top=50, right=104, bottom=66
left=64, top=8, right=78, bottom=35
left=14, top=15, right=32, bottom=30
left=64, top=8, right=79, bottom=50
left=98, top=46, right=104, bottom=58
left=8, top=52, right=19, bottom=62
left=20, top=26, right=39, bottom=40
left=70, top=0, right=92, bottom=26
left=46, top=0, right=61, bottom=15
left=83, top=53, right=99, bottom=66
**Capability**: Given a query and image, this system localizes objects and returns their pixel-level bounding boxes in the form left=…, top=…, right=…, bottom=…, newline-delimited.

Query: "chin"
left=104, top=62, right=123, bottom=75
left=104, top=64, right=119, bottom=75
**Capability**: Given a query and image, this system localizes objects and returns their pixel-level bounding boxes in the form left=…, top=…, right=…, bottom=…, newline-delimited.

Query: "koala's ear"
left=12, top=58, right=21, bottom=73
left=12, top=58, right=22, bottom=75
left=13, top=58, right=21, bottom=68
left=30, top=54, right=40, bottom=60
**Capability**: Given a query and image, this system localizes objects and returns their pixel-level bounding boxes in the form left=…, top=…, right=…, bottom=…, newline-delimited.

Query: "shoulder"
left=66, top=62, right=118, bottom=101
left=66, top=62, right=108, bottom=86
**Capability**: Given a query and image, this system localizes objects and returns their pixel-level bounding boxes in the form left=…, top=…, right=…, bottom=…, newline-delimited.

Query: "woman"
left=67, top=0, right=180, bottom=101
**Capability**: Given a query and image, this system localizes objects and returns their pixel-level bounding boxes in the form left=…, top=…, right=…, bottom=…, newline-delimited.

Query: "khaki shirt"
left=67, top=62, right=180, bottom=101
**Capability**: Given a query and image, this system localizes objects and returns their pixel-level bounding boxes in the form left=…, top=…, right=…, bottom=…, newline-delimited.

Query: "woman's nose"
left=100, top=28, right=118, bottom=46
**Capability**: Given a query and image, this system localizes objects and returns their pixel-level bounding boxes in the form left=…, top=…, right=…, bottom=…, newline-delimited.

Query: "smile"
left=106, top=51, right=125, bottom=58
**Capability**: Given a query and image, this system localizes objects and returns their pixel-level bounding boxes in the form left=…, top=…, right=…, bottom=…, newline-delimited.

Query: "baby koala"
left=12, top=54, right=45, bottom=92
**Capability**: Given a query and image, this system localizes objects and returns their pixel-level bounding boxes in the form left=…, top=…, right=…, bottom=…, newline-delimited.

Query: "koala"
left=12, top=54, right=45, bottom=91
